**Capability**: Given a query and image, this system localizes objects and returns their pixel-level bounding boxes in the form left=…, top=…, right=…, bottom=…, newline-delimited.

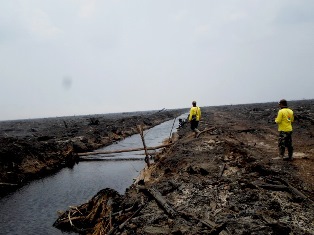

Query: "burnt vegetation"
left=1, top=100, right=313, bottom=234
left=54, top=100, right=314, bottom=234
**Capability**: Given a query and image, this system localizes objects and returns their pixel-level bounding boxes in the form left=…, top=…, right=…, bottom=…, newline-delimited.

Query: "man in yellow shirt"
left=275, top=99, right=294, bottom=160
left=189, top=101, right=201, bottom=137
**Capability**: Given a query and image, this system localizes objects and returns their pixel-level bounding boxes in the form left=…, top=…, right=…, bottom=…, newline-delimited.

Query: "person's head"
left=278, top=99, right=288, bottom=108
left=192, top=101, right=197, bottom=107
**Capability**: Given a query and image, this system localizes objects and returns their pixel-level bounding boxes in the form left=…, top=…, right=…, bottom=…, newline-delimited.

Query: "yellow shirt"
left=275, top=108, right=294, bottom=132
left=189, top=106, right=201, bottom=121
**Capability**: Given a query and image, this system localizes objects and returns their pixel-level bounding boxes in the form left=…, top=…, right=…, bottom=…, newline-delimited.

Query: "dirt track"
left=54, top=100, right=314, bottom=234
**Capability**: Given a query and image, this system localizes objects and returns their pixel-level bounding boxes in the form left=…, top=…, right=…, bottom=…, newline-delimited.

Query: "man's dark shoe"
left=283, top=156, right=292, bottom=161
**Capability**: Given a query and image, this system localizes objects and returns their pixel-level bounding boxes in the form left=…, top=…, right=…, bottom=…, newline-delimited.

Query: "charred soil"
left=54, top=100, right=314, bottom=235
left=0, top=109, right=184, bottom=197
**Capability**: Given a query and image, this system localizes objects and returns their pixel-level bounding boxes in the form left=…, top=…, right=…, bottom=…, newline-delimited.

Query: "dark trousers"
left=190, top=120, right=199, bottom=131
left=278, top=131, right=293, bottom=157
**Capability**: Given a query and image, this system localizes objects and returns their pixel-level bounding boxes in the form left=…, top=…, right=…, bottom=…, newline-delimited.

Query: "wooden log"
left=256, top=183, right=288, bottom=191
left=145, top=187, right=177, bottom=218
left=255, top=178, right=313, bottom=203
left=274, top=177, right=313, bottom=202
left=77, top=143, right=172, bottom=157
left=79, top=157, right=146, bottom=161
left=137, top=125, right=150, bottom=167
left=218, top=163, right=226, bottom=178
left=140, top=186, right=230, bottom=233
left=197, top=127, right=216, bottom=138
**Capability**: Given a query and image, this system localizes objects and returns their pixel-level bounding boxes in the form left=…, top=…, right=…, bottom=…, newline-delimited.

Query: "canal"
left=0, top=114, right=187, bottom=235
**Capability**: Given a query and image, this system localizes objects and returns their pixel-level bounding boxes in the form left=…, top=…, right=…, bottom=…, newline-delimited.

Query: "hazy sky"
left=1, top=0, right=313, bottom=120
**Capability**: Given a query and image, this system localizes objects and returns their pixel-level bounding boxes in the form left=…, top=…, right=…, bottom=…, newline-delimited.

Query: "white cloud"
left=173, top=9, right=189, bottom=22
left=195, top=24, right=209, bottom=34
left=28, top=8, right=62, bottom=39
left=78, top=0, right=97, bottom=18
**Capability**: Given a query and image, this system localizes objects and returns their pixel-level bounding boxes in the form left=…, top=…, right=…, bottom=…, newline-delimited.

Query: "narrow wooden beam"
left=137, top=125, right=150, bottom=167
left=77, top=143, right=172, bottom=157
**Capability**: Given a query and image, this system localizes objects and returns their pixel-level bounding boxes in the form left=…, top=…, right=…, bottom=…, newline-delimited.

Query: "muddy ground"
left=53, top=100, right=314, bottom=235
left=0, top=109, right=184, bottom=197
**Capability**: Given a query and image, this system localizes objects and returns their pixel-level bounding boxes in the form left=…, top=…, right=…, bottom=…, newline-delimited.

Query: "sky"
left=0, top=0, right=313, bottom=121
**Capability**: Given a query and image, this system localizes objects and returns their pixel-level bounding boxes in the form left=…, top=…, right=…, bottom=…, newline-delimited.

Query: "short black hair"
left=279, top=99, right=288, bottom=107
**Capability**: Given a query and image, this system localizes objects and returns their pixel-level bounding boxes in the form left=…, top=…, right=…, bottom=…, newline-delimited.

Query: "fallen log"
left=77, top=143, right=173, bottom=157
left=142, top=187, right=177, bottom=218
left=274, top=177, right=313, bottom=203
left=197, top=127, right=217, bottom=138
left=218, top=163, right=226, bottom=178
left=254, top=178, right=313, bottom=203
left=79, top=157, right=146, bottom=161
left=140, top=186, right=230, bottom=233
left=255, top=183, right=288, bottom=191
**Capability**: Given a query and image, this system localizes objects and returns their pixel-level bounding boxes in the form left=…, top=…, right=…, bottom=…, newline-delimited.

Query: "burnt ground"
left=53, top=100, right=314, bottom=235
left=0, top=109, right=184, bottom=197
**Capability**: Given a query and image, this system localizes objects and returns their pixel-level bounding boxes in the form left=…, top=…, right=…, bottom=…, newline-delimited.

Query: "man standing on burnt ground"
left=189, top=101, right=201, bottom=138
left=275, top=99, right=294, bottom=160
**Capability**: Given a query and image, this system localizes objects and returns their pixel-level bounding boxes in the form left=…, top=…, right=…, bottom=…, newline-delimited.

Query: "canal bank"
left=0, top=109, right=185, bottom=197
left=55, top=101, right=314, bottom=235
left=0, top=114, right=187, bottom=235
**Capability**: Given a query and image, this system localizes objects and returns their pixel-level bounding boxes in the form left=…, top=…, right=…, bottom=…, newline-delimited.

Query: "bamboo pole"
left=137, top=125, right=150, bottom=167
left=168, top=117, right=176, bottom=142
left=77, top=143, right=172, bottom=157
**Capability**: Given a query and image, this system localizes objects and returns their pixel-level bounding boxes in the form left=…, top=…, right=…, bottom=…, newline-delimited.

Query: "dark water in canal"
left=0, top=114, right=187, bottom=235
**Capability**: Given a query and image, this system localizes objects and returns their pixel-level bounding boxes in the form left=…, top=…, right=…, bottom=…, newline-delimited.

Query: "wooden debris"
left=218, top=163, right=226, bottom=178
left=254, top=177, right=313, bottom=203
left=54, top=188, right=149, bottom=234
left=53, top=188, right=124, bottom=234
left=255, top=183, right=289, bottom=191
left=137, top=125, right=150, bottom=167
left=78, top=143, right=172, bottom=157
left=197, top=127, right=217, bottom=137
left=145, top=187, right=177, bottom=217
left=107, top=203, right=146, bottom=235
left=274, top=177, right=313, bottom=203
left=79, top=157, right=146, bottom=161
